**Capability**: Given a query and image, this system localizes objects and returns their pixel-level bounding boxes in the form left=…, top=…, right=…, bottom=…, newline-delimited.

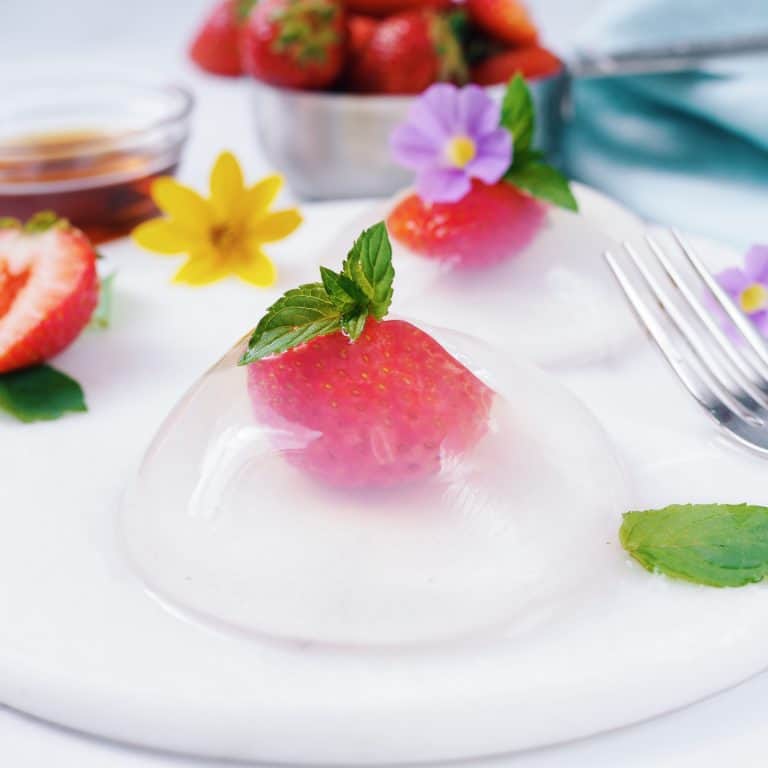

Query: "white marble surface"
left=3, top=0, right=768, bottom=765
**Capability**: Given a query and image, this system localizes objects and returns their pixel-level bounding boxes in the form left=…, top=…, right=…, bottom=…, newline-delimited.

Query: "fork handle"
left=569, top=33, right=768, bottom=78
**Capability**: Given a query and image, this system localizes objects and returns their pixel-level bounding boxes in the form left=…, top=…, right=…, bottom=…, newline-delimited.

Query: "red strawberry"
left=471, top=45, right=561, bottom=85
left=387, top=180, right=545, bottom=268
left=466, top=0, right=538, bottom=47
left=241, top=222, right=493, bottom=489
left=0, top=214, right=98, bottom=374
left=241, top=0, right=346, bottom=90
left=346, top=14, right=377, bottom=54
left=346, top=10, right=467, bottom=94
left=342, top=0, right=451, bottom=16
left=188, top=0, right=256, bottom=76
left=247, top=318, right=493, bottom=488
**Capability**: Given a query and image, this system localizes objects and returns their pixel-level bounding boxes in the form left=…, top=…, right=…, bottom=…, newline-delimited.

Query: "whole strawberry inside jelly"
left=387, top=180, right=545, bottom=268
left=247, top=318, right=494, bottom=489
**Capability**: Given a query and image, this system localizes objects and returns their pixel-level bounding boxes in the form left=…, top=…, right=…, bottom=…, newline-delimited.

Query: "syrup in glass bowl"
left=0, top=81, right=194, bottom=244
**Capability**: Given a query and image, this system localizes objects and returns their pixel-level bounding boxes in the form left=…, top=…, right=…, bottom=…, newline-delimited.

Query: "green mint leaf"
left=620, top=503, right=768, bottom=587
left=342, top=221, right=394, bottom=320
left=239, top=283, right=342, bottom=364
left=341, top=312, right=368, bottom=341
left=501, top=74, right=535, bottom=155
left=89, top=272, right=116, bottom=330
left=0, top=364, right=87, bottom=423
left=319, top=266, right=369, bottom=315
left=505, top=158, right=578, bottom=212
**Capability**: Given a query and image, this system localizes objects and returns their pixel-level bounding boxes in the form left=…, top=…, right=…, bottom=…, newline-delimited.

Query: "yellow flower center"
left=739, top=283, right=768, bottom=314
left=210, top=222, right=242, bottom=252
left=445, top=135, right=477, bottom=168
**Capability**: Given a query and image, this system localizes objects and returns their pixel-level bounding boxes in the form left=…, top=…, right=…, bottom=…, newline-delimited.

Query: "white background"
left=3, top=1, right=768, bottom=766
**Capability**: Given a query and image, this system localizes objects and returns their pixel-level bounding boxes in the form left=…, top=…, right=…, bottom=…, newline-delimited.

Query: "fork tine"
left=645, top=234, right=768, bottom=395
left=623, top=242, right=758, bottom=413
left=605, top=250, right=746, bottom=425
left=672, top=230, right=768, bottom=370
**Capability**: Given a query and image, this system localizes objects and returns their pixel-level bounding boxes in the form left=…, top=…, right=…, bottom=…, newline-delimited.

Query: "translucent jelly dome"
left=120, top=324, right=626, bottom=648
left=321, top=188, right=643, bottom=367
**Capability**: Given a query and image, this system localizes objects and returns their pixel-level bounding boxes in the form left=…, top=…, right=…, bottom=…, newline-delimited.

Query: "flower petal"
left=248, top=209, right=302, bottom=243
left=458, top=84, right=500, bottom=137
left=390, top=122, right=441, bottom=170
left=210, top=151, right=245, bottom=218
left=752, top=309, right=768, bottom=336
left=173, top=248, right=230, bottom=286
left=415, top=167, right=471, bottom=204
left=234, top=247, right=277, bottom=287
left=152, top=178, right=212, bottom=234
left=132, top=218, right=197, bottom=254
left=716, top=267, right=750, bottom=297
left=409, top=83, right=459, bottom=142
left=744, top=244, right=768, bottom=283
left=238, top=175, right=284, bottom=221
left=466, top=129, right=513, bottom=184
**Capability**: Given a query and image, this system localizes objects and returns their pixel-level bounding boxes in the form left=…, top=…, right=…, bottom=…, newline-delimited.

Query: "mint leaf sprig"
left=500, top=74, right=578, bottom=212
left=239, top=222, right=394, bottom=364
left=620, top=503, right=768, bottom=587
left=0, top=364, right=87, bottom=423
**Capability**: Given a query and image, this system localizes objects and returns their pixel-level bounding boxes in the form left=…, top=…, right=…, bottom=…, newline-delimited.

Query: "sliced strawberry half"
left=0, top=216, right=98, bottom=374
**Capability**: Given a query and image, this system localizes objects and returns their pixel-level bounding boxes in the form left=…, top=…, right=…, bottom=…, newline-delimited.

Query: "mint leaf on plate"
left=342, top=222, right=394, bottom=320
left=0, top=364, right=87, bottom=423
left=240, top=283, right=342, bottom=364
left=500, top=74, right=534, bottom=155
left=620, top=503, right=768, bottom=587
left=505, top=157, right=578, bottom=212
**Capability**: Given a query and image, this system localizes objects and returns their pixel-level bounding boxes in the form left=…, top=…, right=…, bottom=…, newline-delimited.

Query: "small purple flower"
left=712, top=244, right=768, bottom=338
left=389, top=83, right=513, bottom=205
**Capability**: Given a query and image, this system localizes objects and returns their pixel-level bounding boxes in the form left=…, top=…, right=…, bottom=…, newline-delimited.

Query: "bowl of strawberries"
left=190, top=0, right=564, bottom=199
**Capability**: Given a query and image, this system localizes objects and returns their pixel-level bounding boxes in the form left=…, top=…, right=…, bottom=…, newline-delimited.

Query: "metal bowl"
left=251, top=75, right=568, bottom=200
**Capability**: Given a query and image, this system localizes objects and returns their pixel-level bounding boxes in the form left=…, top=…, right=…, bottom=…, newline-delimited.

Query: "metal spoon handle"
left=569, top=32, right=768, bottom=78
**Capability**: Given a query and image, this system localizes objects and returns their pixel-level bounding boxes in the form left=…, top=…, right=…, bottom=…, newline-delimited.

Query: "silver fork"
left=605, top=231, right=768, bottom=455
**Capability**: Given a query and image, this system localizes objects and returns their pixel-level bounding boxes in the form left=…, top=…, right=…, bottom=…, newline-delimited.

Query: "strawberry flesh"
left=0, top=226, right=98, bottom=373
left=387, top=180, right=545, bottom=268
left=247, top=318, right=494, bottom=489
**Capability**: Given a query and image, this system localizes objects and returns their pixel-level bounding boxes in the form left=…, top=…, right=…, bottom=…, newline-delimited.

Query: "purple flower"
left=712, top=244, right=768, bottom=338
left=390, top=83, right=513, bottom=204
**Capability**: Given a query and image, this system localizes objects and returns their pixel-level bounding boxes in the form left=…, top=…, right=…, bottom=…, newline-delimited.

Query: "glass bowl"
left=0, top=80, right=194, bottom=243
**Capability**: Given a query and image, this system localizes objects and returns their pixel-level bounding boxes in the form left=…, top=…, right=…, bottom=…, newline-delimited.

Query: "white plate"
left=322, top=183, right=644, bottom=367
left=1, top=187, right=768, bottom=765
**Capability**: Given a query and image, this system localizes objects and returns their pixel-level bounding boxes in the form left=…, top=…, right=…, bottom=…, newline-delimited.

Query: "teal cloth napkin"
left=563, top=0, right=768, bottom=246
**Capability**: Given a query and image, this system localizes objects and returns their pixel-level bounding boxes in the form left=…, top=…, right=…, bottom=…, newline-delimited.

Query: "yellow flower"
left=132, top=152, right=302, bottom=287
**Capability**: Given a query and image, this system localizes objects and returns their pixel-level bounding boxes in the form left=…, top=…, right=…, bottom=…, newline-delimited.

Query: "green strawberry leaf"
left=505, top=156, right=578, bottom=212
left=501, top=74, right=535, bottom=155
left=0, top=364, right=87, bottom=423
left=89, top=272, right=116, bottom=330
left=23, top=210, right=64, bottom=233
left=342, top=222, right=394, bottom=320
left=239, top=283, right=342, bottom=364
left=235, top=0, right=258, bottom=23
left=620, top=503, right=768, bottom=587
left=320, top=266, right=368, bottom=316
